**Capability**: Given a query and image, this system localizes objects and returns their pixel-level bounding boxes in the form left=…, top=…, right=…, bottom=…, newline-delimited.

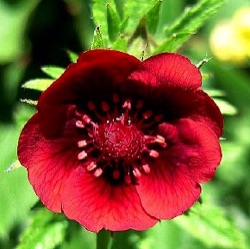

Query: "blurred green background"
left=0, top=0, right=250, bottom=248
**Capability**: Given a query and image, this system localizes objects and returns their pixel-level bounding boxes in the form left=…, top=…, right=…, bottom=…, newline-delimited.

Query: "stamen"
left=122, top=99, right=132, bottom=125
left=76, top=120, right=85, bottom=128
left=133, top=168, right=142, bottom=178
left=155, top=135, right=167, bottom=148
left=75, top=110, right=82, bottom=117
left=144, top=134, right=167, bottom=148
left=122, top=99, right=132, bottom=110
left=78, top=151, right=88, bottom=160
left=82, top=115, right=91, bottom=124
left=149, top=150, right=159, bottom=158
left=94, top=168, right=103, bottom=177
left=142, top=164, right=151, bottom=174
left=77, top=140, right=88, bottom=148
left=155, top=135, right=165, bottom=143
left=86, top=161, right=97, bottom=171
left=82, top=114, right=98, bottom=128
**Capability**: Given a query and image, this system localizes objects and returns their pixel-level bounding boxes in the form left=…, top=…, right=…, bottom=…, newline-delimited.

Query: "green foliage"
left=97, top=230, right=112, bottom=249
left=92, top=0, right=162, bottom=50
left=0, top=0, right=39, bottom=63
left=16, top=209, right=67, bottom=249
left=153, top=32, right=193, bottom=54
left=205, top=89, right=226, bottom=97
left=119, top=16, right=129, bottom=33
left=145, top=0, right=162, bottom=34
left=123, top=0, right=155, bottom=34
left=106, top=3, right=121, bottom=42
left=92, top=0, right=117, bottom=42
left=67, top=51, right=79, bottom=63
left=213, top=98, right=237, bottom=115
left=22, top=79, right=54, bottom=92
left=0, top=106, right=37, bottom=239
left=20, top=99, right=38, bottom=106
left=111, top=35, right=127, bottom=52
left=175, top=200, right=247, bottom=249
left=154, top=0, right=226, bottom=53
left=41, top=66, right=65, bottom=79
left=60, top=222, right=96, bottom=249
left=91, top=27, right=105, bottom=49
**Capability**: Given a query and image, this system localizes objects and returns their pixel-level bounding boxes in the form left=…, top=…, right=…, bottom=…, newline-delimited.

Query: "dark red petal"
left=159, top=118, right=222, bottom=182
left=129, top=53, right=201, bottom=89
left=127, top=54, right=222, bottom=137
left=136, top=158, right=201, bottom=220
left=165, top=89, right=223, bottom=138
left=61, top=167, right=158, bottom=232
left=157, top=89, right=223, bottom=137
left=38, top=49, right=141, bottom=138
left=17, top=113, right=79, bottom=212
left=181, top=90, right=223, bottom=138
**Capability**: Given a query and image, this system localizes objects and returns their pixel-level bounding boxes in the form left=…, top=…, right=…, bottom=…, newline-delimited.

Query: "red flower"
left=18, top=49, right=223, bottom=232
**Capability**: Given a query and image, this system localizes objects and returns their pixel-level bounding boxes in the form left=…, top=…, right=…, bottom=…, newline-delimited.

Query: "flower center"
left=75, top=95, right=167, bottom=184
left=93, top=120, right=144, bottom=162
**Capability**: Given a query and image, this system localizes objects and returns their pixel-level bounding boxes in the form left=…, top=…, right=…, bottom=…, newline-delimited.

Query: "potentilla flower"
left=18, top=49, right=223, bottom=232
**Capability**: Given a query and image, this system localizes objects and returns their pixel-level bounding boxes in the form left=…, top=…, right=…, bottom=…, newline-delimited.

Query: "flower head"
left=18, top=49, right=223, bottom=232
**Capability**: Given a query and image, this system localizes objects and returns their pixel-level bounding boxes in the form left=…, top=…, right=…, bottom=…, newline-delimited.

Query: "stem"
left=96, top=230, right=112, bottom=249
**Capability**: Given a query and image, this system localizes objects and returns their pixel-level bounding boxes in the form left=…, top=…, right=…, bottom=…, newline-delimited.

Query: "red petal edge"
left=158, top=118, right=222, bottom=183
left=61, top=167, right=158, bottom=232
left=17, top=114, right=79, bottom=212
left=130, top=53, right=202, bottom=89
left=136, top=158, right=201, bottom=220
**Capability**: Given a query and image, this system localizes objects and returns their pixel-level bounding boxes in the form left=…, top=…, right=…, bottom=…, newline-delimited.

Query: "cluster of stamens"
left=75, top=94, right=167, bottom=184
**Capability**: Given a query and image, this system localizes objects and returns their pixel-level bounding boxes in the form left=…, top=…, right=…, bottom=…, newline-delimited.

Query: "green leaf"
left=16, top=209, right=67, bottom=249
left=67, top=50, right=79, bottom=63
left=123, top=0, right=155, bottom=34
left=97, top=230, right=112, bottom=249
left=205, top=89, right=226, bottom=97
left=92, top=0, right=116, bottom=40
left=20, top=99, right=38, bottom=106
left=91, top=27, right=105, bottom=49
left=0, top=0, right=39, bottom=63
left=22, top=79, right=54, bottom=92
left=153, top=32, right=192, bottom=54
left=0, top=114, right=38, bottom=237
left=157, top=0, right=185, bottom=34
left=60, top=222, right=96, bottom=249
left=41, top=66, right=65, bottom=79
left=154, top=0, right=226, bottom=53
left=119, top=16, right=129, bottom=33
left=111, top=35, right=127, bottom=52
left=213, top=98, right=237, bottom=115
left=174, top=200, right=247, bottom=249
left=106, top=3, right=120, bottom=42
left=146, top=0, right=162, bottom=34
